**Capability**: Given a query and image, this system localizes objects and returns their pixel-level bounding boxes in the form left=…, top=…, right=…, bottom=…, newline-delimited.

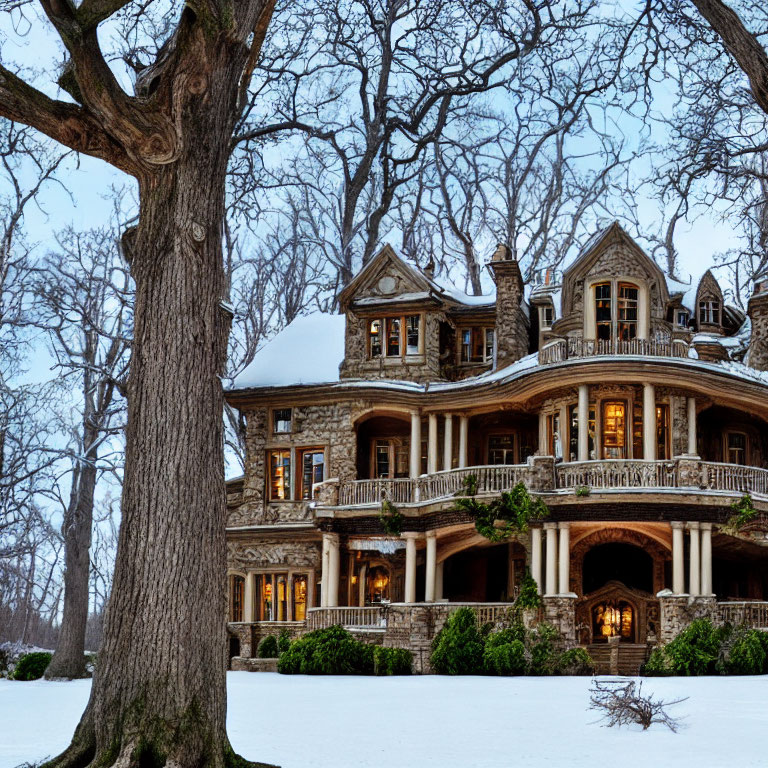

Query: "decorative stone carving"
left=227, top=541, right=321, bottom=569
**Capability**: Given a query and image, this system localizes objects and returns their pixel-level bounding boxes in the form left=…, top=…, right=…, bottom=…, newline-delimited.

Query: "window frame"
left=250, top=569, right=314, bottom=622
left=230, top=574, right=245, bottom=622
left=368, top=313, right=424, bottom=360
left=699, top=298, right=721, bottom=326
left=267, top=448, right=292, bottom=501
left=487, top=434, right=516, bottom=465
left=296, top=446, right=326, bottom=500
left=540, top=305, right=555, bottom=330
left=725, top=431, right=747, bottom=465
left=459, top=326, right=495, bottom=365
left=272, top=408, right=292, bottom=434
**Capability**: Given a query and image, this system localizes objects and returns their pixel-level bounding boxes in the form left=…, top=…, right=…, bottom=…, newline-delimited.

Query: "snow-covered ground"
left=1, top=673, right=766, bottom=768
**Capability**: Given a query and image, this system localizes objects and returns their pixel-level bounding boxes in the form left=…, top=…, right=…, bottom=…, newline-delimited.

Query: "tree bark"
left=39, top=9, right=277, bottom=768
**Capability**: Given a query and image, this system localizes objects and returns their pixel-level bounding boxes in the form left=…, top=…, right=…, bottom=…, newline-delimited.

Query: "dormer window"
left=460, top=327, right=494, bottom=364
left=699, top=298, right=720, bottom=325
left=369, top=314, right=422, bottom=359
left=593, top=281, right=639, bottom=341
left=676, top=310, right=689, bottom=328
left=541, top=305, right=555, bottom=329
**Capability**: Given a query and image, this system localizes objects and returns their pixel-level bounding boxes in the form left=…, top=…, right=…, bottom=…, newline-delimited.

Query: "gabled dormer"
left=558, top=222, right=670, bottom=343
left=695, top=270, right=724, bottom=334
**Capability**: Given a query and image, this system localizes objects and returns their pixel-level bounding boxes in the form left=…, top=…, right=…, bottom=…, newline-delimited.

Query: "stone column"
left=358, top=563, right=367, bottom=607
left=688, top=522, right=701, bottom=596
left=530, top=526, right=543, bottom=594
left=687, top=397, right=697, bottom=455
left=558, top=522, right=570, bottom=594
left=320, top=534, right=330, bottom=607
left=578, top=385, right=589, bottom=462
left=326, top=533, right=340, bottom=608
left=544, top=522, right=558, bottom=596
left=538, top=411, right=548, bottom=455
left=243, top=572, right=255, bottom=623
left=671, top=521, right=685, bottom=595
left=410, top=411, right=422, bottom=478
left=443, top=414, right=454, bottom=471
left=428, top=413, right=439, bottom=475
left=458, top=415, right=469, bottom=469
left=435, top=561, right=444, bottom=601
left=404, top=532, right=418, bottom=603
left=559, top=405, right=569, bottom=460
left=701, top=523, right=713, bottom=595
left=643, top=382, right=656, bottom=461
left=425, top=531, right=437, bottom=602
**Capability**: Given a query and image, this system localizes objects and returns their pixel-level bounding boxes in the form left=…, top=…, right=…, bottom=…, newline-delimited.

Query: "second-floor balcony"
left=539, top=337, right=690, bottom=365
left=317, top=458, right=768, bottom=511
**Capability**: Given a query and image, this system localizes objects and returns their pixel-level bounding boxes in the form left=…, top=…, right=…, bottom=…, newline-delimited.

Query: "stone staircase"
left=587, top=643, right=650, bottom=676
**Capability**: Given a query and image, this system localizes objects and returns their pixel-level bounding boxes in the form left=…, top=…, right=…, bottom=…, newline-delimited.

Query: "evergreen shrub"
left=430, top=607, right=486, bottom=675
left=483, top=637, right=527, bottom=675
left=528, top=622, right=560, bottom=675
left=257, top=635, right=279, bottom=659
left=277, top=625, right=374, bottom=675
left=277, top=628, right=292, bottom=655
left=13, top=652, right=53, bottom=681
left=557, top=647, right=594, bottom=676
left=373, top=646, right=413, bottom=675
left=716, top=626, right=768, bottom=675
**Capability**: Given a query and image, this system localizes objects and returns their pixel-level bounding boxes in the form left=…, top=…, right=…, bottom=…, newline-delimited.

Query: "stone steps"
left=587, top=643, right=650, bottom=676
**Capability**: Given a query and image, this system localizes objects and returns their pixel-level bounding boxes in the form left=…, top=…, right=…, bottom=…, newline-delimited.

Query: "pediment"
left=338, top=244, right=432, bottom=310
left=695, top=270, right=723, bottom=305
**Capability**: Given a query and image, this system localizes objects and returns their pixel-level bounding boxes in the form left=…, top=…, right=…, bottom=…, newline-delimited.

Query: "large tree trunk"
left=42, top=21, right=275, bottom=768
left=45, top=451, right=96, bottom=680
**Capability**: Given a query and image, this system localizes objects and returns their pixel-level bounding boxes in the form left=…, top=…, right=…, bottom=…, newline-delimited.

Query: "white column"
left=435, top=561, right=444, bottom=601
left=538, top=411, right=548, bottom=455
left=320, top=534, right=330, bottom=607
left=559, top=405, right=569, bottom=460
left=443, top=414, right=454, bottom=471
left=530, top=526, right=543, bottom=594
left=688, top=522, right=701, bottom=597
left=425, top=531, right=437, bottom=602
left=358, top=564, right=367, bottom=607
left=243, top=572, right=255, bottom=623
left=458, top=415, right=469, bottom=469
left=671, top=522, right=685, bottom=594
left=326, top=533, right=340, bottom=608
left=643, top=382, right=656, bottom=461
left=410, top=411, right=422, bottom=478
left=687, top=396, right=697, bottom=455
left=578, top=385, right=589, bottom=462
left=544, top=522, right=558, bottom=596
left=558, top=522, right=570, bottom=594
left=701, top=523, right=713, bottom=595
left=428, top=413, right=439, bottom=475
left=404, top=533, right=418, bottom=603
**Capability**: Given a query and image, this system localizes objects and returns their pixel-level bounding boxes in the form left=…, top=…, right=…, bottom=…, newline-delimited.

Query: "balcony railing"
left=556, top=459, right=678, bottom=490
left=716, top=602, right=768, bottom=628
left=324, top=459, right=768, bottom=510
left=306, top=606, right=387, bottom=631
left=539, top=337, right=689, bottom=365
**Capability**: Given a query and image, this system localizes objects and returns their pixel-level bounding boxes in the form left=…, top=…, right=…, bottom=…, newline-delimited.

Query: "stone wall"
left=542, top=595, right=577, bottom=645
left=748, top=293, right=768, bottom=371
left=232, top=401, right=358, bottom=526
left=657, top=592, right=717, bottom=643
left=491, top=260, right=529, bottom=369
left=339, top=310, right=442, bottom=382
left=382, top=603, right=454, bottom=674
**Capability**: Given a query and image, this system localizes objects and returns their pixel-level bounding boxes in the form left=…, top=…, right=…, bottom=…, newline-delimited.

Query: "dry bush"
left=589, top=679, right=687, bottom=732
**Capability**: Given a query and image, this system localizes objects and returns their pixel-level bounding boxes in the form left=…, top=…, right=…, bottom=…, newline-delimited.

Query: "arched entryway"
left=571, top=528, right=669, bottom=644
left=441, top=540, right=527, bottom=602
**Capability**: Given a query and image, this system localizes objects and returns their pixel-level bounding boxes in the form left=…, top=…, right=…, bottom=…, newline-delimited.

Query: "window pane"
left=602, top=402, right=626, bottom=458
left=485, top=328, right=495, bottom=361
left=461, top=329, right=471, bottom=362
left=656, top=405, right=669, bottom=460
left=260, top=574, right=273, bottom=621
left=375, top=440, right=390, bottom=478
left=386, top=317, right=401, bottom=356
left=489, top=435, right=515, bottom=465
left=273, top=408, right=292, bottom=433
left=231, top=576, right=244, bottom=622
left=276, top=574, right=287, bottom=621
left=269, top=450, right=291, bottom=500
left=292, top=575, right=308, bottom=621
left=394, top=443, right=410, bottom=477
left=618, top=284, right=638, bottom=340
left=727, top=432, right=746, bottom=464
left=301, top=450, right=324, bottom=500
left=569, top=405, right=578, bottom=462
left=369, top=319, right=382, bottom=357
left=406, top=315, right=420, bottom=354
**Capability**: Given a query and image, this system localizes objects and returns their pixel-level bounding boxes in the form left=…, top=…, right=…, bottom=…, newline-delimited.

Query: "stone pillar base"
left=542, top=593, right=578, bottom=646
left=657, top=590, right=717, bottom=644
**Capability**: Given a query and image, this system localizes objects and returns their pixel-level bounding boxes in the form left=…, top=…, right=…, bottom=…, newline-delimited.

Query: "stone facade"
left=489, top=251, right=529, bottom=368
left=657, top=592, right=718, bottom=644
left=748, top=290, right=768, bottom=371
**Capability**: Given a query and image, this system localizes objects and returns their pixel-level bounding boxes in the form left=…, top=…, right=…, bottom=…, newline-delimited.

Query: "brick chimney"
left=489, top=244, right=528, bottom=368
left=747, top=270, right=768, bottom=371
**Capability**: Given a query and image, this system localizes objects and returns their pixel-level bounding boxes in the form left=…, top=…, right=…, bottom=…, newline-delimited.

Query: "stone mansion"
left=224, top=222, right=768, bottom=673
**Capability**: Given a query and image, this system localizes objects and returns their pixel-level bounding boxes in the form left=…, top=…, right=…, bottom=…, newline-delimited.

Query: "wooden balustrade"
left=539, top=337, right=689, bottom=365
left=556, top=460, right=678, bottom=490
left=701, top=462, right=768, bottom=498
left=332, top=460, right=768, bottom=509
left=717, top=602, right=768, bottom=628
left=306, top=606, right=387, bottom=631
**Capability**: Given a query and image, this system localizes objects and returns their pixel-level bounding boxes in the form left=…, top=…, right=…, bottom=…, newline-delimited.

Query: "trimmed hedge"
left=644, top=619, right=768, bottom=676
left=373, top=646, right=413, bottom=676
left=430, top=607, right=487, bottom=675
left=258, top=635, right=279, bottom=659
left=278, top=626, right=373, bottom=675
left=13, top=652, right=53, bottom=681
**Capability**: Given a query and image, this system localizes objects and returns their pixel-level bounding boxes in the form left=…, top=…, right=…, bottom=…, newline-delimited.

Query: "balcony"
left=316, top=458, right=768, bottom=511
left=538, top=337, right=690, bottom=365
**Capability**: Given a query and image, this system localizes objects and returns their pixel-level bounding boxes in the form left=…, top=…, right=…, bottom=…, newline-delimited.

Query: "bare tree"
left=0, top=1, right=280, bottom=765
left=33, top=226, right=131, bottom=679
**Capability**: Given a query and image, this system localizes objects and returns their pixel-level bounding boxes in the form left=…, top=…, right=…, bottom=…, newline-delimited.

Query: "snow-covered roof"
left=233, top=313, right=345, bottom=388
